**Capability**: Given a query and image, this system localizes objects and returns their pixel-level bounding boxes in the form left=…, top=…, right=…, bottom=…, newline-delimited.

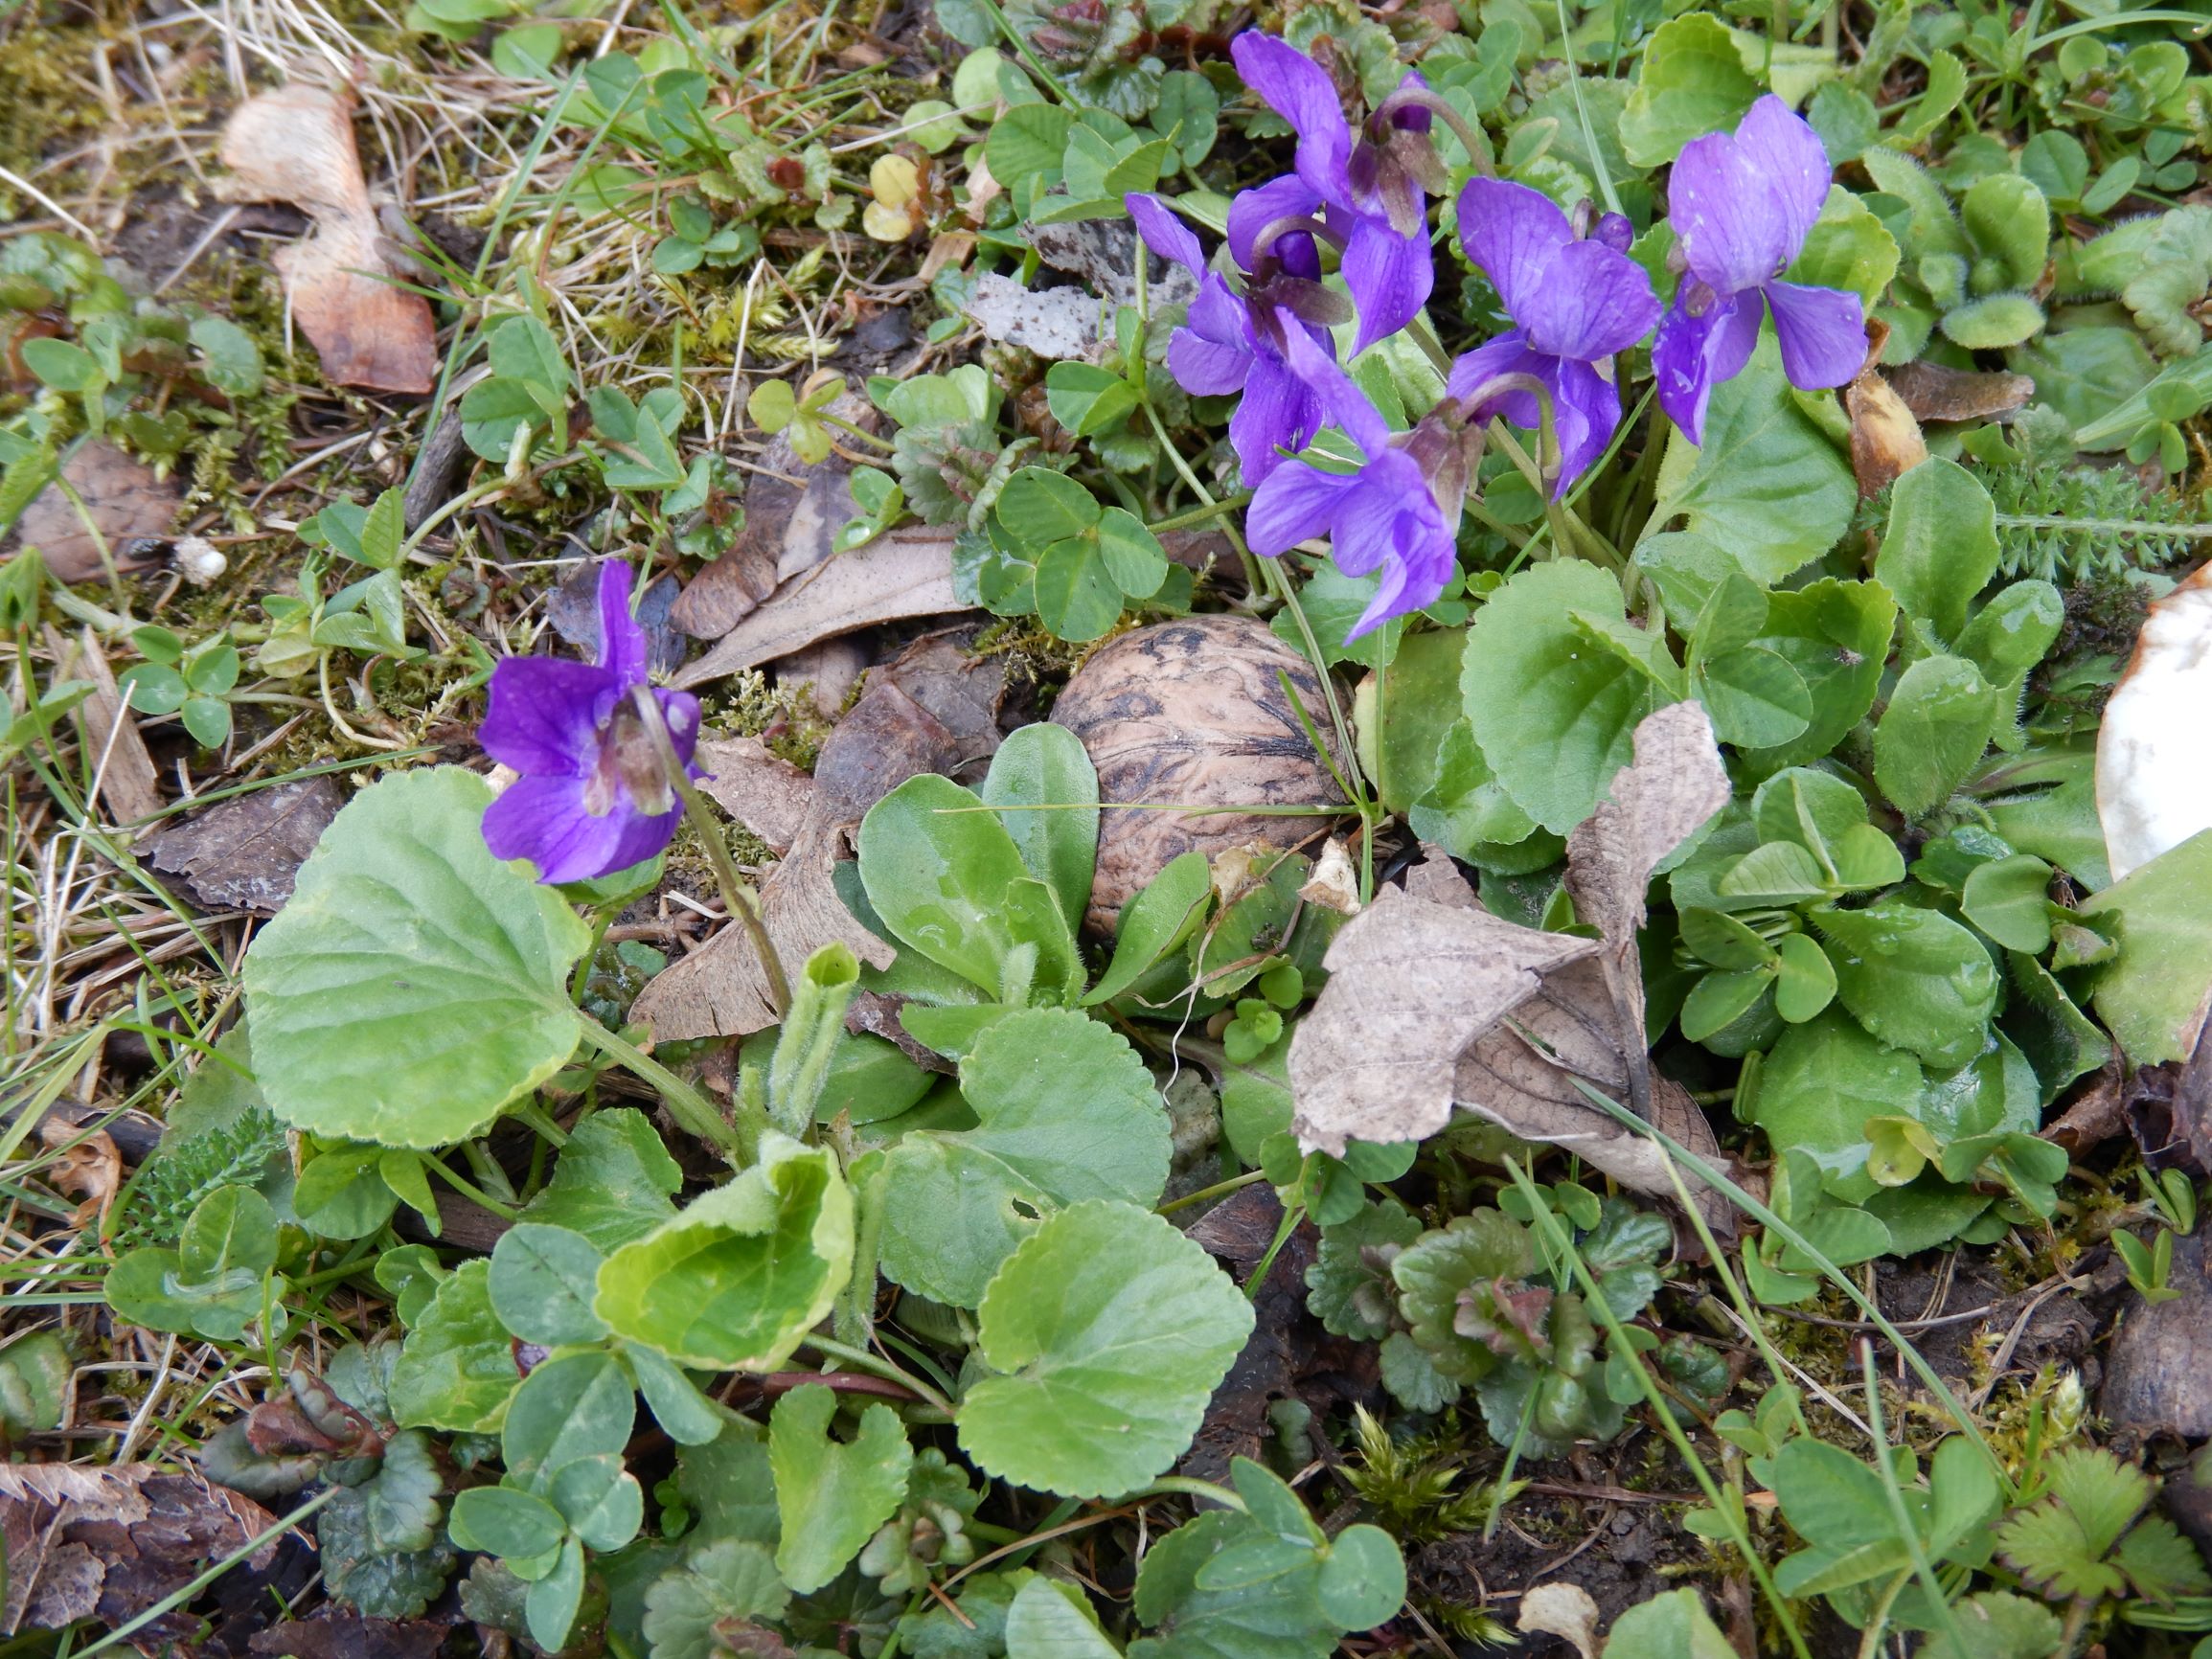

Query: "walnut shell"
left=1053, top=617, right=1352, bottom=933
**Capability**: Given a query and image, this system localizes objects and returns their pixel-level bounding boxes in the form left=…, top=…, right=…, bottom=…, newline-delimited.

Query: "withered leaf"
left=219, top=85, right=436, bottom=395
left=1564, top=701, right=1729, bottom=1112
left=2, top=1465, right=279, bottom=1643
left=250, top=1611, right=448, bottom=1659
left=548, top=564, right=683, bottom=679
left=39, top=1116, right=121, bottom=1227
left=671, top=529, right=965, bottom=691
left=51, top=625, right=164, bottom=828
left=11, top=443, right=178, bottom=585
left=1287, top=887, right=1599, bottom=1156
left=1882, top=361, right=2035, bottom=424
left=961, top=272, right=1104, bottom=360
left=1846, top=365, right=1927, bottom=500
left=694, top=735, right=816, bottom=856
left=144, top=777, right=345, bottom=916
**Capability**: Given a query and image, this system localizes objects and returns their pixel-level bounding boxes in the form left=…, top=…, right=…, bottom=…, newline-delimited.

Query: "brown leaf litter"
left=9, top=443, right=179, bottom=585
left=634, top=632, right=1006, bottom=1041
left=1, top=1464, right=279, bottom=1646
left=143, top=776, right=346, bottom=916
left=1288, top=703, right=1736, bottom=1231
left=219, top=84, right=438, bottom=396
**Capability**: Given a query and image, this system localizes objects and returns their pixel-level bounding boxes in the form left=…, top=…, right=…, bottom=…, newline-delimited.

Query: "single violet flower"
left=1448, top=178, right=1661, bottom=496
left=480, top=559, right=701, bottom=884
left=1247, top=323, right=1469, bottom=640
left=1228, top=32, right=1447, bottom=355
left=1126, top=190, right=1346, bottom=483
left=1653, top=93, right=1866, bottom=443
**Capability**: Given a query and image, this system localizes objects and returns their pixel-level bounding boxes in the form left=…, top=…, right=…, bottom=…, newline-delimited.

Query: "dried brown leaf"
left=1564, top=701, right=1729, bottom=1112
left=695, top=736, right=816, bottom=856
left=38, top=1117, right=121, bottom=1227
left=51, top=625, right=163, bottom=827
left=671, top=529, right=965, bottom=690
left=1517, top=1582, right=1601, bottom=1659
left=1847, top=367, right=1928, bottom=499
left=1, top=1465, right=278, bottom=1643
left=250, top=1612, right=448, bottom=1659
left=143, top=777, right=344, bottom=916
left=1288, top=887, right=1599, bottom=1155
left=219, top=85, right=436, bottom=395
left=1882, top=361, right=2035, bottom=424
left=961, top=273, right=1104, bottom=359
left=11, top=443, right=178, bottom=584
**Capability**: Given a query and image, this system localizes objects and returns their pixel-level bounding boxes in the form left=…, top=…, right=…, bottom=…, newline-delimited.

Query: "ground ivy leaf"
left=1305, top=1198, right=1422, bottom=1341
left=958, top=1199, right=1254, bottom=1499
left=1649, top=338, right=1856, bottom=586
left=516, top=1109, right=681, bottom=1250
left=877, top=1008, right=1171, bottom=1307
left=1813, top=901, right=2000, bottom=1070
left=242, top=767, right=591, bottom=1148
left=1749, top=1011, right=1924, bottom=1203
left=767, top=1383, right=913, bottom=1594
left=1390, top=1212, right=1532, bottom=1382
left=596, top=1132, right=854, bottom=1372
left=1463, top=559, right=1679, bottom=836
left=388, top=1259, right=522, bottom=1433
left=1616, top=12, right=1757, bottom=169
left=641, top=1538, right=791, bottom=1659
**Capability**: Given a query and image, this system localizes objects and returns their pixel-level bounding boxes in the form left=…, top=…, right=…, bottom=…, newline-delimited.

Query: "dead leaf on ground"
left=1518, top=1581, right=1602, bottom=1659
left=776, top=637, right=870, bottom=720
left=694, top=735, right=816, bottom=856
left=2042, top=1059, right=2127, bottom=1157
left=1179, top=1184, right=1377, bottom=1482
left=1882, top=361, right=2035, bottom=424
left=219, top=84, right=437, bottom=395
left=1053, top=617, right=1352, bottom=934
left=11, top=443, right=178, bottom=585
left=250, top=1612, right=448, bottom=1659
left=1290, top=706, right=1736, bottom=1230
left=549, top=563, right=683, bottom=678
left=1563, top=701, right=1731, bottom=1116
left=50, top=625, right=164, bottom=828
left=1, top=1464, right=278, bottom=1644
left=1026, top=218, right=1197, bottom=316
left=1297, top=838, right=1360, bottom=916
left=671, top=528, right=966, bottom=691
left=2096, top=560, right=2212, bottom=883
left=143, top=776, right=345, bottom=916
left=38, top=1117, right=121, bottom=1228
left=962, top=272, right=1106, bottom=360
left=635, top=634, right=1006, bottom=1041
left=1846, top=364, right=1927, bottom=499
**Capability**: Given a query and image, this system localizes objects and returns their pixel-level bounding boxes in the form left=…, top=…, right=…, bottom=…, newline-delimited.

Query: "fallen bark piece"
left=220, top=84, right=437, bottom=395
left=2096, top=561, right=2212, bottom=882
left=143, top=776, right=345, bottom=915
left=962, top=271, right=1104, bottom=359
left=671, top=529, right=965, bottom=690
left=693, top=735, right=816, bottom=856
left=1053, top=617, right=1352, bottom=934
left=11, top=443, right=179, bottom=584
left=0, top=1464, right=279, bottom=1644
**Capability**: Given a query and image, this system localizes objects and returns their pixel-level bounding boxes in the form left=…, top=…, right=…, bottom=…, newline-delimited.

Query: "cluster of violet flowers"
left=1129, top=36, right=1867, bottom=640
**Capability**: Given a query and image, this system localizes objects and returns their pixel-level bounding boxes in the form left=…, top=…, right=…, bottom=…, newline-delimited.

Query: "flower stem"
left=631, top=687, right=792, bottom=1018
left=573, top=1012, right=748, bottom=1162
left=1147, top=491, right=1254, bottom=534
left=798, top=1333, right=957, bottom=1415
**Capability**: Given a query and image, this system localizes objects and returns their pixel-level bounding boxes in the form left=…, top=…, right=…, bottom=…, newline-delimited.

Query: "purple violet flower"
left=1653, top=94, right=1866, bottom=443
left=1126, top=190, right=1341, bottom=483
left=1448, top=178, right=1661, bottom=497
left=1228, top=32, right=1440, bottom=355
left=479, top=559, right=701, bottom=884
left=1247, top=323, right=1463, bottom=641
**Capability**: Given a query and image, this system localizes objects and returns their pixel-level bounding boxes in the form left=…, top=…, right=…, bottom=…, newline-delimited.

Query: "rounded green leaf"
left=1749, top=1011, right=1925, bottom=1203
left=1084, top=850, right=1212, bottom=1006
left=995, top=466, right=1098, bottom=545
left=1955, top=580, right=2064, bottom=684
left=1096, top=507, right=1169, bottom=599
left=1962, top=173, right=2051, bottom=291
left=877, top=1008, right=1172, bottom=1307
left=449, top=1485, right=567, bottom=1560
left=1461, top=560, right=1676, bottom=834
left=1617, top=13, right=1758, bottom=168
left=1874, top=654, right=2000, bottom=820
left=1735, top=578, right=1897, bottom=777
left=958, top=1199, right=1254, bottom=1498
left=1773, top=932, right=1837, bottom=1023
left=769, top=1383, right=912, bottom=1593
left=1317, top=1525, right=1406, bottom=1631
left=242, top=767, right=591, bottom=1149
left=594, top=1133, right=854, bottom=1372
left=1813, top=902, right=2000, bottom=1071
left=1005, top=1578, right=1123, bottom=1656
left=490, top=1224, right=609, bottom=1348
left=1695, top=644, right=1812, bottom=748
left=1044, top=362, right=1140, bottom=437
left=1681, top=968, right=1774, bottom=1043
left=503, top=1350, right=635, bottom=1488
left=982, top=722, right=1100, bottom=939
left=1961, top=854, right=2055, bottom=954
left=1035, top=535, right=1126, bottom=644
left=1941, top=293, right=2045, bottom=351
left=858, top=772, right=1065, bottom=1000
